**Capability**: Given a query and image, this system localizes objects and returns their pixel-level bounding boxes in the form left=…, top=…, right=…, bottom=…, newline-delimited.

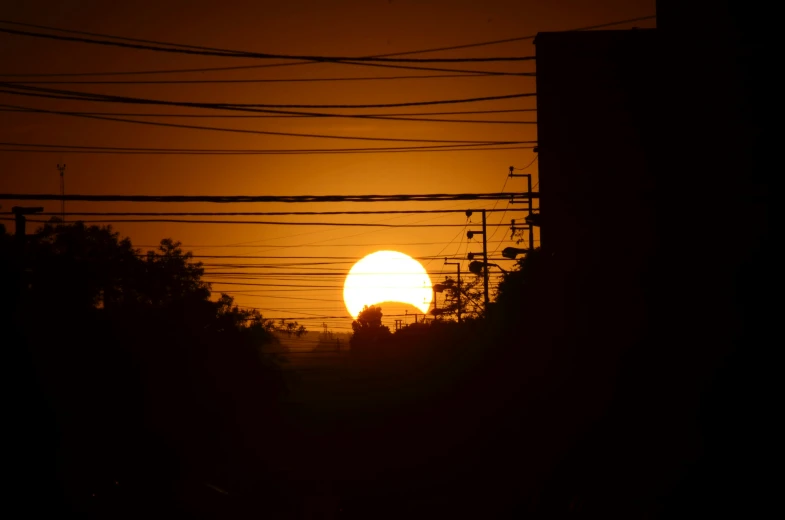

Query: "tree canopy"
left=350, top=305, right=392, bottom=350
left=3, top=220, right=304, bottom=514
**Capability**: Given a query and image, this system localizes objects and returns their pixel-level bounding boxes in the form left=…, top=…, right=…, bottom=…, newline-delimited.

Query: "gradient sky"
left=0, top=0, right=655, bottom=332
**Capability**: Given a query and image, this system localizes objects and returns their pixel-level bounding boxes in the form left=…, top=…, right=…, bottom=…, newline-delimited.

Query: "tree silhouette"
left=434, top=273, right=486, bottom=321
left=4, top=221, right=302, bottom=515
left=493, top=247, right=545, bottom=325
left=350, top=305, right=392, bottom=350
left=275, top=318, right=308, bottom=338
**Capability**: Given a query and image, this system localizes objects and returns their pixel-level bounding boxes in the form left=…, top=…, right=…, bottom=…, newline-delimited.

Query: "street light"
left=502, top=247, right=529, bottom=260
left=469, top=260, right=508, bottom=275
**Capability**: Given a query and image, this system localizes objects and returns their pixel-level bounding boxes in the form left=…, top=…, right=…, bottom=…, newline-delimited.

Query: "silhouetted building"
left=535, top=28, right=661, bottom=302
left=532, top=1, right=771, bottom=514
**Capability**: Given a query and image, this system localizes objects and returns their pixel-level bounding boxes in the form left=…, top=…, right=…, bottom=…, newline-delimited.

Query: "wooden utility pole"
left=481, top=209, right=489, bottom=309
left=509, top=167, right=535, bottom=249
left=466, top=209, right=490, bottom=312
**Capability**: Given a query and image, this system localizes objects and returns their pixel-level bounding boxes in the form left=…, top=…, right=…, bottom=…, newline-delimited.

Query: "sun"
left=343, top=251, right=433, bottom=318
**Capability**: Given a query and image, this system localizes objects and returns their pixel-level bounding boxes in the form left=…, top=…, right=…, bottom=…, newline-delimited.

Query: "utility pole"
left=466, top=209, right=489, bottom=312
left=508, top=166, right=535, bottom=250
left=444, top=258, right=462, bottom=323
left=57, top=164, right=66, bottom=222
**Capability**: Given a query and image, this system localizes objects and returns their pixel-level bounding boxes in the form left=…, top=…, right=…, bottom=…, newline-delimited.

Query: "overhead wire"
left=10, top=217, right=518, bottom=228
left=0, top=101, right=529, bottom=145
left=1, top=106, right=534, bottom=124
left=0, top=25, right=536, bottom=63
left=0, top=99, right=536, bottom=124
left=0, top=107, right=537, bottom=117
left=24, top=208, right=531, bottom=217
left=0, top=145, right=532, bottom=156
left=132, top=240, right=512, bottom=249
left=357, top=14, right=657, bottom=56
left=489, top=155, right=540, bottom=255
left=0, top=12, right=578, bottom=323
left=0, top=59, right=528, bottom=77
left=2, top=73, right=534, bottom=84
left=186, top=202, right=495, bottom=265
left=0, top=83, right=534, bottom=109
left=184, top=200, right=503, bottom=255
left=423, top=217, right=468, bottom=270
left=0, top=104, right=534, bottom=126
left=480, top=166, right=516, bottom=258
left=0, top=15, right=653, bottom=78
left=0, top=192, right=536, bottom=203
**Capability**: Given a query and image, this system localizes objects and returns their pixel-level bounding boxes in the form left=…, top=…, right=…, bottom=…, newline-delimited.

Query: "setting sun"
left=343, top=251, right=433, bottom=318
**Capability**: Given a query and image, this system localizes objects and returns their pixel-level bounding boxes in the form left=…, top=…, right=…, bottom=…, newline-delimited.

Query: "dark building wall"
left=535, top=29, right=662, bottom=274
left=532, top=3, right=772, bottom=514
left=533, top=28, right=668, bottom=378
left=532, top=29, right=677, bottom=509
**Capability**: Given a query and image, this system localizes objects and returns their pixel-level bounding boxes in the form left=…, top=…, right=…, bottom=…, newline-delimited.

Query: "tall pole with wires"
left=509, top=165, right=536, bottom=249
left=57, top=163, right=66, bottom=222
left=481, top=209, right=488, bottom=309
left=466, top=209, right=489, bottom=312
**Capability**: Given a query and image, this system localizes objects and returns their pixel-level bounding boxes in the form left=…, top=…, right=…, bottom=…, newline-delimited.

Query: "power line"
left=0, top=60, right=527, bottom=78
left=5, top=72, right=535, bottom=84
left=0, top=83, right=534, bottom=109
left=183, top=200, right=500, bottom=253
left=205, top=271, right=507, bottom=277
left=0, top=85, right=535, bottom=150
left=206, top=271, right=506, bottom=279
left=0, top=140, right=508, bottom=151
left=0, top=95, right=537, bottom=125
left=423, top=220, right=468, bottom=270
left=192, top=254, right=459, bottom=260
left=207, top=270, right=465, bottom=276
left=0, top=145, right=534, bottom=155
left=10, top=217, right=519, bottom=228
left=0, top=25, right=537, bottom=63
left=0, top=145, right=533, bottom=156
left=201, top=282, right=345, bottom=288
left=203, top=271, right=445, bottom=277
left=200, top=261, right=357, bottom=267
left=24, top=209, right=530, bottom=217
left=513, top=155, right=539, bottom=170
left=365, top=14, right=658, bottom=56
left=1, top=103, right=534, bottom=126
left=0, top=107, right=537, bottom=117
left=132, top=240, right=511, bottom=249
left=0, top=15, right=653, bottom=78
left=490, top=155, right=539, bottom=255
left=199, top=259, right=510, bottom=267
left=482, top=165, right=519, bottom=258
left=216, top=293, right=343, bottom=303
left=0, top=102, right=525, bottom=144
left=0, top=192, right=538, bottom=203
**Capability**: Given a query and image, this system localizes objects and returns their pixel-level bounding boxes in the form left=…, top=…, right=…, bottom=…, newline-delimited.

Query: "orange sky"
left=0, top=0, right=655, bottom=332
